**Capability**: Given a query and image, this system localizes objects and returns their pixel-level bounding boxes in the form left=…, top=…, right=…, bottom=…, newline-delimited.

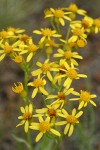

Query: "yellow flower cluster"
left=0, top=3, right=98, bottom=143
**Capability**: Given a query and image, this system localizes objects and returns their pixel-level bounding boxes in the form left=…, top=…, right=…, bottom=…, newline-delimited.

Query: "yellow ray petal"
left=32, top=88, right=38, bottom=98
left=64, top=123, right=70, bottom=135
left=90, top=100, right=97, bottom=107
left=24, top=120, right=29, bottom=133
left=36, top=132, right=43, bottom=142
left=75, top=111, right=83, bottom=118
left=39, top=87, right=48, bottom=95
left=68, top=124, right=74, bottom=136
left=50, top=128, right=61, bottom=136
left=78, top=101, right=84, bottom=110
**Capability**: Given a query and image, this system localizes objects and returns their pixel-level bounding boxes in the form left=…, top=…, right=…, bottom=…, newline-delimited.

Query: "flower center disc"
left=28, top=44, right=38, bottom=53
left=68, top=4, right=78, bottom=12
left=48, top=108, right=56, bottom=117
left=80, top=91, right=90, bottom=102
left=0, top=31, right=8, bottom=39
left=73, top=29, right=82, bottom=36
left=94, top=19, right=100, bottom=28
left=67, top=69, right=77, bottom=79
left=64, top=51, right=73, bottom=59
left=23, top=112, right=32, bottom=120
left=66, top=115, right=77, bottom=124
left=4, top=45, right=13, bottom=54
left=39, top=121, right=50, bottom=133
left=33, top=78, right=44, bottom=87
left=41, top=63, right=50, bottom=72
left=58, top=92, right=66, bottom=100
left=54, top=9, right=64, bottom=18
left=42, top=28, right=53, bottom=36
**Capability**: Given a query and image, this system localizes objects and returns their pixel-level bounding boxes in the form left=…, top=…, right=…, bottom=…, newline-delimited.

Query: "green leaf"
left=12, top=134, right=31, bottom=149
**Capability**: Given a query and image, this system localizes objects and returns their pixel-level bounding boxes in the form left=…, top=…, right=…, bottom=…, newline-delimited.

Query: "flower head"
left=76, top=39, right=87, bottom=48
left=46, top=88, right=74, bottom=108
left=0, top=30, right=16, bottom=43
left=36, top=103, right=62, bottom=123
left=54, top=48, right=82, bottom=66
left=12, top=82, right=24, bottom=93
left=31, top=59, right=57, bottom=81
left=12, top=53, right=23, bottom=64
left=45, top=8, right=71, bottom=26
left=66, top=3, right=86, bottom=16
left=0, top=41, right=21, bottom=61
left=20, top=39, right=39, bottom=62
left=70, top=90, right=97, bottom=109
left=19, top=34, right=30, bottom=43
left=55, top=62, right=87, bottom=89
left=12, top=82, right=27, bottom=97
left=28, top=77, right=48, bottom=98
left=56, top=108, right=83, bottom=136
left=7, top=27, right=25, bottom=36
left=0, top=30, right=9, bottom=40
left=68, top=27, right=87, bottom=42
left=16, top=104, right=33, bottom=133
left=29, top=116, right=61, bottom=142
left=93, top=18, right=100, bottom=33
left=44, top=9, right=53, bottom=18
left=33, top=28, right=61, bottom=43
left=70, top=16, right=93, bottom=33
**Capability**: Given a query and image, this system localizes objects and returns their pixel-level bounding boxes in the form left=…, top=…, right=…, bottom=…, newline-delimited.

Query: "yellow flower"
left=45, top=8, right=71, bottom=26
left=68, top=27, right=87, bottom=42
left=66, top=3, right=86, bottom=16
left=29, top=116, right=61, bottom=142
left=36, top=103, right=62, bottom=123
left=70, top=16, right=93, bottom=33
left=70, top=90, right=97, bottom=109
left=54, top=48, right=83, bottom=66
left=76, top=39, right=87, bottom=48
left=31, top=59, right=56, bottom=81
left=56, top=108, right=83, bottom=136
left=28, top=76, right=48, bottom=98
left=55, top=63, right=87, bottom=89
left=45, top=39, right=60, bottom=48
left=44, top=8, right=53, bottom=18
left=0, top=41, right=21, bottom=61
left=93, top=18, right=100, bottom=33
left=12, top=82, right=27, bottom=98
left=44, top=39, right=60, bottom=54
left=60, top=38, right=87, bottom=49
left=46, top=88, right=74, bottom=108
left=19, top=34, right=30, bottom=43
left=20, top=39, right=39, bottom=62
left=12, top=82, right=24, bottom=93
left=52, top=59, right=67, bottom=85
left=0, top=28, right=21, bottom=44
left=16, top=104, right=33, bottom=133
left=38, top=39, right=60, bottom=54
left=0, top=30, right=15, bottom=43
left=7, top=27, right=25, bottom=36
left=0, top=30, right=9, bottom=40
left=12, top=53, right=23, bottom=64
left=33, top=28, right=61, bottom=43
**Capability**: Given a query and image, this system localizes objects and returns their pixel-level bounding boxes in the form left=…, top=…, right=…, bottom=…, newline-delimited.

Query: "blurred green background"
left=0, top=0, right=100, bottom=32
left=0, top=0, right=100, bottom=150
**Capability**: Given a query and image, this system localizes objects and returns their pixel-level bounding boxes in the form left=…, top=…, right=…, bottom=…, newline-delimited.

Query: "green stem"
left=27, top=130, right=33, bottom=150
left=54, top=137, right=61, bottom=150
left=56, top=23, right=60, bottom=34
left=23, top=59, right=30, bottom=105
left=29, top=49, right=43, bottom=70
left=50, top=18, right=57, bottom=31
left=63, top=25, right=71, bottom=50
